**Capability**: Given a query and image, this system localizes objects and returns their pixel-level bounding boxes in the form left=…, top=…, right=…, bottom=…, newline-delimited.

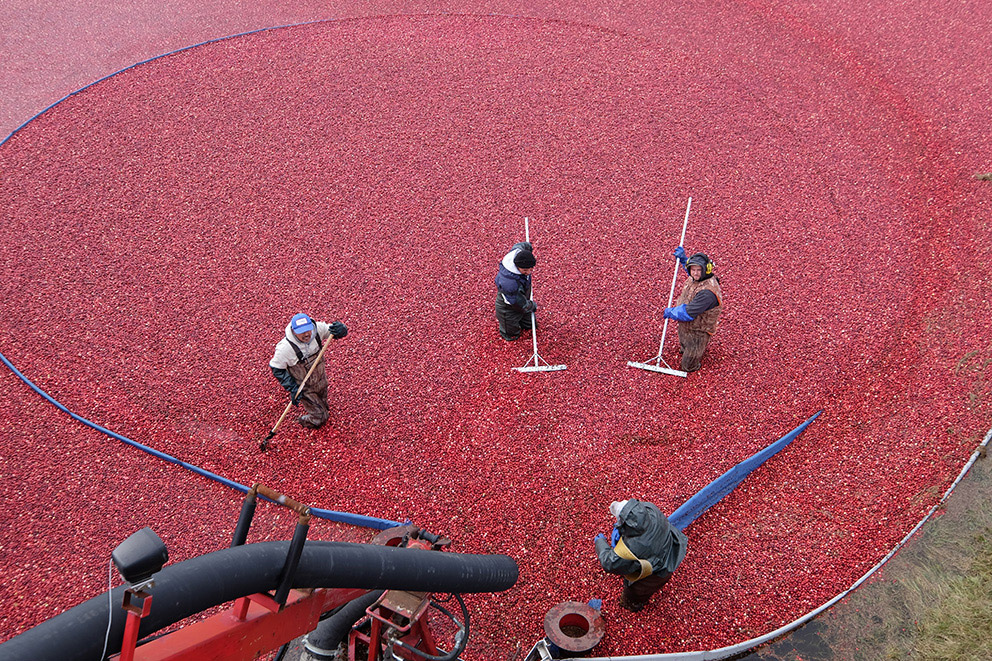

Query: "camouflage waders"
left=675, top=277, right=723, bottom=373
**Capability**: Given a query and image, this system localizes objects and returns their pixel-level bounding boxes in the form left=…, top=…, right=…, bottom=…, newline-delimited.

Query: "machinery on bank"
left=0, top=484, right=518, bottom=661
left=0, top=413, right=824, bottom=661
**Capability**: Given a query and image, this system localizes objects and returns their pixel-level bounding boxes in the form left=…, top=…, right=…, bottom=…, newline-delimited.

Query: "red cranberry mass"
left=0, top=10, right=987, bottom=658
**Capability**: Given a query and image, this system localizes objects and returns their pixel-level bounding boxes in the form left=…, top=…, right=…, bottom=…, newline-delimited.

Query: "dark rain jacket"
left=495, top=243, right=533, bottom=310
left=595, top=499, right=688, bottom=582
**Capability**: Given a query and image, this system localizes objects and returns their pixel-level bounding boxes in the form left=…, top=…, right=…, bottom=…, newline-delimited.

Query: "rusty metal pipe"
left=256, top=483, right=312, bottom=524
left=543, top=601, right=605, bottom=655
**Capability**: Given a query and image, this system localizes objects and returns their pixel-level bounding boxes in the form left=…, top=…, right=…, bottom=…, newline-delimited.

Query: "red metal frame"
left=109, top=495, right=455, bottom=661
left=109, top=585, right=450, bottom=661
left=110, top=586, right=367, bottom=661
left=348, top=590, right=441, bottom=661
left=119, top=589, right=153, bottom=661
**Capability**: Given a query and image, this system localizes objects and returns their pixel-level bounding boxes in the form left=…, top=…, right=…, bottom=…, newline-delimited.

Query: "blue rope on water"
left=669, top=410, right=823, bottom=531
left=1, top=18, right=447, bottom=533
left=0, top=12, right=619, bottom=151
left=1, top=14, right=571, bottom=535
left=0, top=19, right=339, bottom=150
left=0, top=349, right=402, bottom=530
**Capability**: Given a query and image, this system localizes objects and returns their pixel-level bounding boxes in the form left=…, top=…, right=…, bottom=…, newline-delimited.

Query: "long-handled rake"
left=260, top=336, right=334, bottom=451
left=627, top=197, right=692, bottom=377
left=514, top=217, right=566, bottom=373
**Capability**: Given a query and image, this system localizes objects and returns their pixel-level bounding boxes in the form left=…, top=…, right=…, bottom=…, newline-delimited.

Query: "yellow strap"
left=614, top=537, right=653, bottom=582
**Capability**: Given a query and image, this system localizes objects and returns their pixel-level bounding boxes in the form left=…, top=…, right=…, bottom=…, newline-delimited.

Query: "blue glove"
left=610, top=527, right=620, bottom=547
left=663, top=304, right=694, bottom=322
left=594, top=532, right=606, bottom=542
left=673, top=246, right=687, bottom=265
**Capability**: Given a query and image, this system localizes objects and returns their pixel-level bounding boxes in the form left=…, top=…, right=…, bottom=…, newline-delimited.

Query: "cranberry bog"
left=1, top=2, right=990, bottom=658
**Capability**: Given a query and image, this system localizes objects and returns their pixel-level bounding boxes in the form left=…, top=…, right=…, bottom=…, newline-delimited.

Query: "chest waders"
left=676, top=277, right=722, bottom=373
left=261, top=334, right=332, bottom=450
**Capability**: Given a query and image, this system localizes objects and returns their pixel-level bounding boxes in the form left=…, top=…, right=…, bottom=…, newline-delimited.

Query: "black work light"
left=111, top=527, right=168, bottom=586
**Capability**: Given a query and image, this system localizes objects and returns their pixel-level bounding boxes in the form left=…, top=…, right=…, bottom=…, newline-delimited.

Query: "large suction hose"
left=304, top=590, right=385, bottom=659
left=0, top=541, right=518, bottom=661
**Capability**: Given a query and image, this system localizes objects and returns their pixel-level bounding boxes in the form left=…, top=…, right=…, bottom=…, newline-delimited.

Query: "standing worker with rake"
left=269, top=313, right=348, bottom=429
left=664, top=249, right=723, bottom=373
left=495, top=242, right=538, bottom=341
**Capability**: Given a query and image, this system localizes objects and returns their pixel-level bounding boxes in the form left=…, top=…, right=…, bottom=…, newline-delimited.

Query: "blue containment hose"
left=669, top=410, right=823, bottom=531
left=0, top=348, right=402, bottom=530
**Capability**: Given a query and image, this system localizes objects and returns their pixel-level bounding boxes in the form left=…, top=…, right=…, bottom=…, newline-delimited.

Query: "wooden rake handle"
left=262, top=334, right=336, bottom=447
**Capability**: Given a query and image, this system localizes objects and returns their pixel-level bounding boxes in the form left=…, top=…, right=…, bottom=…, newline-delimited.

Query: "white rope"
left=101, top=557, right=114, bottom=660
left=581, top=428, right=992, bottom=661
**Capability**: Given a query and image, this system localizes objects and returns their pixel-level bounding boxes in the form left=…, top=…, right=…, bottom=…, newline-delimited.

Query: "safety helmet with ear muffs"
left=686, top=253, right=715, bottom=280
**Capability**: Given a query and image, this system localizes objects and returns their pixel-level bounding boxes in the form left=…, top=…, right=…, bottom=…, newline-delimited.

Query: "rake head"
left=259, top=430, right=276, bottom=452
left=513, top=364, right=567, bottom=373
left=626, top=360, right=688, bottom=378
left=514, top=349, right=567, bottom=373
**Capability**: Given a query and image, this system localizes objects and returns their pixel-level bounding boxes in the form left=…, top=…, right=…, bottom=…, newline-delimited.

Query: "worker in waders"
left=664, top=249, right=723, bottom=373
left=269, top=313, right=348, bottom=429
left=594, top=499, right=688, bottom=612
left=495, top=242, right=538, bottom=341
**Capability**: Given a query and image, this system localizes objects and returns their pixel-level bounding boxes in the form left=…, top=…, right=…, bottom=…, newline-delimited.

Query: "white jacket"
left=269, top=321, right=332, bottom=369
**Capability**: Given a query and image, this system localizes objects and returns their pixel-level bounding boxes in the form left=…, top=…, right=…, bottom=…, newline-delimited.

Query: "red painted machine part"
left=111, top=587, right=368, bottom=661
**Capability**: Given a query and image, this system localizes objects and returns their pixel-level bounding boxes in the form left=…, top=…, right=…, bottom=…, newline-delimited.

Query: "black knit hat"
left=513, top=250, right=536, bottom=269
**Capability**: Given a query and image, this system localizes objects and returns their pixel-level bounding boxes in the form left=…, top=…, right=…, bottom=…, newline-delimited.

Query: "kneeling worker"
left=594, top=499, right=688, bottom=612
left=269, top=312, right=348, bottom=429
left=495, top=242, right=538, bottom=341
left=664, top=247, right=723, bottom=373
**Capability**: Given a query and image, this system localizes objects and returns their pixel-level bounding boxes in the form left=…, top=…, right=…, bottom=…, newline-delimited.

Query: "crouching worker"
left=594, top=499, right=688, bottom=612
left=269, top=312, right=348, bottom=429
left=495, top=242, right=538, bottom=341
left=664, top=248, right=723, bottom=373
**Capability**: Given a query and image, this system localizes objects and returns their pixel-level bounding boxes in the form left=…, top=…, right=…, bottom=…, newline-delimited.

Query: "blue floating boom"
left=0, top=349, right=402, bottom=530
left=668, top=410, right=823, bottom=531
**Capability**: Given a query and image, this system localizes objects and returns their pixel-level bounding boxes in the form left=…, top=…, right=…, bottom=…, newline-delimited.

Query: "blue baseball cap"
left=290, top=313, right=315, bottom=335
